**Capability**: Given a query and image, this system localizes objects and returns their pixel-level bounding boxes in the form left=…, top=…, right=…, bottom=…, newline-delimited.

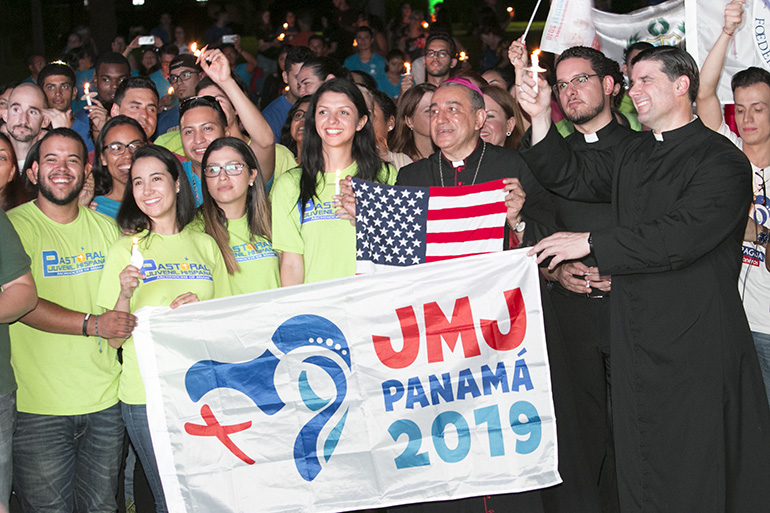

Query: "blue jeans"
left=13, top=402, right=123, bottom=513
left=0, top=391, right=15, bottom=511
left=752, top=331, right=770, bottom=408
left=122, top=403, right=168, bottom=513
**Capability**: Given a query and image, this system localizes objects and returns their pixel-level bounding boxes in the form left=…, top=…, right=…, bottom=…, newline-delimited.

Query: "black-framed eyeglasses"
left=168, top=70, right=200, bottom=84
left=179, top=95, right=219, bottom=116
left=553, top=74, right=599, bottom=93
left=203, top=163, right=246, bottom=177
left=104, top=140, right=145, bottom=156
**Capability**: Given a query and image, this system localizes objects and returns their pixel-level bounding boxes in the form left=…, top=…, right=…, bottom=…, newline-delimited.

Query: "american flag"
left=354, top=178, right=508, bottom=274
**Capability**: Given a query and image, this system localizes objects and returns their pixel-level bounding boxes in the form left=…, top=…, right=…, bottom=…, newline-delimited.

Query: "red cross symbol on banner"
left=184, top=404, right=255, bottom=465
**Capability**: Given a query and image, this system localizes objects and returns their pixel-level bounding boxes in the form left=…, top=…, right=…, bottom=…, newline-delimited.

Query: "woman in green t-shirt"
left=99, top=145, right=231, bottom=513
left=200, top=137, right=280, bottom=294
left=271, top=78, right=397, bottom=285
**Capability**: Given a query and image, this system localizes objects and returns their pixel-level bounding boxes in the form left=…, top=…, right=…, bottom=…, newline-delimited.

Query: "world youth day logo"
left=183, top=315, right=351, bottom=481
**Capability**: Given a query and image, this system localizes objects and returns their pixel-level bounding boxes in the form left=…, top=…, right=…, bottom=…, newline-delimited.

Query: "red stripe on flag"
left=427, top=202, right=506, bottom=221
left=425, top=226, right=504, bottom=244
left=426, top=252, right=489, bottom=262
left=427, top=179, right=505, bottom=197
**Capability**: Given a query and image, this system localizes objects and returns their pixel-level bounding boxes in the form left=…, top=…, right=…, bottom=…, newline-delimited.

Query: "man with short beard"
left=7, top=128, right=137, bottom=512
left=1, top=83, right=47, bottom=169
left=511, top=43, right=635, bottom=513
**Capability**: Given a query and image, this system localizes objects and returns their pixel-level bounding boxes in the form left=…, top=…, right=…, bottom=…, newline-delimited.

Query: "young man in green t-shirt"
left=7, top=128, right=137, bottom=511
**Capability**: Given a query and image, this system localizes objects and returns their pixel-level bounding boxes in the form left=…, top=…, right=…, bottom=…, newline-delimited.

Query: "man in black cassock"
left=519, top=45, right=770, bottom=512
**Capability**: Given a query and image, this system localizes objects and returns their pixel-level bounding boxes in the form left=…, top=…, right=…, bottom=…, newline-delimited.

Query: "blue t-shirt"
left=156, top=105, right=179, bottom=138
left=150, top=69, right=171, bottom=99
left=72, top=110, right=95, bottom=154
left=92, top=196, right=121, bottom=219
left=234, top=63, right=252, bottom=90
left=376, top=75, right=402, bottom=99
left=182, top=160, right=203, bottom=208
left=262, top=95, right=292, bottom=143
left=344, top=53, right=386, bottom=81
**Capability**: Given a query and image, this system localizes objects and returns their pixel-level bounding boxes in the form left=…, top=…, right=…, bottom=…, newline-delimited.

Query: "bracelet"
left=82, top=313, right=91, bottom=337
left=94, top=315, right=100, bottom=337
left=722, top=28, right=734, bottom=37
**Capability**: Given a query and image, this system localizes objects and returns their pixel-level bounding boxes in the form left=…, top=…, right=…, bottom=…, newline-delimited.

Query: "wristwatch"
left=513, top=220, right=526, bottom=233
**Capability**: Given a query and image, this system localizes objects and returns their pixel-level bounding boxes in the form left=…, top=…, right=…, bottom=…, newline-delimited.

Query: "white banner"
left=133, top=250, right=561, bottom=512
left=541, top=0, right=685, bottom=68
left=686, top=0, right=770, bottom=105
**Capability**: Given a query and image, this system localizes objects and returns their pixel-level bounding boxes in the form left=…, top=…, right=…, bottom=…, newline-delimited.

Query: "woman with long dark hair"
left=91, top=115, right=147, bottom=218
left=200, top=137, right=279, bottom=294
left=271, top=78, right=397, bottom=285
left=0, top=133, right=34, bottom=211
left=279, top=95, right=311, bottom=164
left=97, top=144, right=230, bottom=513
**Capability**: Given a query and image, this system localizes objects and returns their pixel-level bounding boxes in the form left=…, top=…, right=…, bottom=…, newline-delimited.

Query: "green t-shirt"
left=154, top=130, right=184, bottom=157
left=271, top=161, right=397, bottom=283
left=274, top=143, right=296, bottom=185
left=8, top=203, right=121, bottom=415
left=97, top=227, right=232, bottom=405
left=224, top=215, right=280, bottom=295
left=0, top=210, right=31, bottom=396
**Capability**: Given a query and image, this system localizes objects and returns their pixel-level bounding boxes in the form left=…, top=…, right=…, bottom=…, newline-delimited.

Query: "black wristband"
left=82, top=313, right=91, bottom=337
left=588, top=233, right=594, bottom=253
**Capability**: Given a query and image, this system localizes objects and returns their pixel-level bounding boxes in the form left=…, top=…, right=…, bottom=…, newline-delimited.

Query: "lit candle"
left=83, top=82, right=92, bottom=106
left=335, top=170, right=341, bottom=196
left=525, top=49, right=546, bottom=94
left=507, top=6, right=513, bottom=13
left=277, top=33, right=286, bottom=42
left=130, top=236, right=144, bottom=270
left=422, top=21, right=429, bottom=29
left=283, top=22, right=289, bottom=29
left=459, top=51, right=467, bottom=62
left=167, top=86, right=174, bottom=96
left=404, top=61, right=411, bottom=75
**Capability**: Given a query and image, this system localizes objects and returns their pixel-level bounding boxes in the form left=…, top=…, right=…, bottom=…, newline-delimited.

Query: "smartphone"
left=222, top=34, right=238, bottom=44
left=138, top=36, right=155, bottom=46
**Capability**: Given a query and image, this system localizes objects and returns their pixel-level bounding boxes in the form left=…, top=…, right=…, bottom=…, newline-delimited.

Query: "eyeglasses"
left=203, top=163, right=245, bottom=177
left=425, top=50, right=451, bottom=60
left=179, top=95, right=219, bottom=116
left=553, top=74, right=599, bottom=94
left=168, top=70, right=199, bottom=84
left=104, top=140, right=144, bottom=156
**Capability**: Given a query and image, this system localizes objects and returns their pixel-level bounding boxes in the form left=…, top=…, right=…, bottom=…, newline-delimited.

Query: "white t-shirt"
left=719, top=123, right=770, bottom=334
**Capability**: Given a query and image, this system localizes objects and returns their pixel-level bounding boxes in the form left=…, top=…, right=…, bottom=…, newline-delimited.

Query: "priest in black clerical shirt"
left=520, top=45, right=770, bottom=513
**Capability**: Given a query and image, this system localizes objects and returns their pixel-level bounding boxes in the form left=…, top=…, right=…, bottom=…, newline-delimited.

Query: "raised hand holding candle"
left=83, top=82, right=92, bottom=106
left=130, top=236, right=144, bottom=270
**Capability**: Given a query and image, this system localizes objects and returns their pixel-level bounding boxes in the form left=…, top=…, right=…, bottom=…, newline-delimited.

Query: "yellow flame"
left=422, top=21, right=429, bottom=29
left=507, top=6, right=513, bottom=12
left=167, top=86, right=174, bottom=95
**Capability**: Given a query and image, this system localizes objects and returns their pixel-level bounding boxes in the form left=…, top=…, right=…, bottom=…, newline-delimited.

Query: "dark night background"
left=1, top=0, right=652, bottom=81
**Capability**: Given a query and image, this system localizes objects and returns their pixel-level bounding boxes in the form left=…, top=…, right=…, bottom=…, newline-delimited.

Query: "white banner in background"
left=687, top=0, right=770, bottom=105
left=132, top=250, right=561, bottom=513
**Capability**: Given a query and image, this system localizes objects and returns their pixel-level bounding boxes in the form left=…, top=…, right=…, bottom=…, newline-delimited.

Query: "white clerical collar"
left=451, top=160, right=464, bottom=167
left=583, top=132, right=599, bottom=143
left=653, top=115, right=698, bottom=142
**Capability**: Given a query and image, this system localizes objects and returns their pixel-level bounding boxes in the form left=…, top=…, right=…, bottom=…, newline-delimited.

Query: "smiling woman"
left=271, top=79, right=397, bottom=286
left=98, top=144, right=231, bottom=513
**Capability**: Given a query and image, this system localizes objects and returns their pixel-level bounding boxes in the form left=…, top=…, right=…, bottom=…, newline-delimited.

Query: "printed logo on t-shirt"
left=744, top=197, right=769, bottom=267
left=298, top=199, right=338, bottom=225
left=140, top=258, right=213, bottom=283
left=42, top=249, right=106, bottom=277
left=232, top=240, right=277, bottom=263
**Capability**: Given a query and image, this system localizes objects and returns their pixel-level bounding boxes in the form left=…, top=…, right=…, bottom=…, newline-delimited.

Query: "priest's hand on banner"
left=503, top=177, right=525, bottom=226
left=334, top=176, right=356, bottom=226
left=527, top=231, right=590, bottom=269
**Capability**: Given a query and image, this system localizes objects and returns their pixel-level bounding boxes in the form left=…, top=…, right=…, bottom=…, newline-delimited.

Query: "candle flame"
left=459, top=51, right=467, bottom=61
left=422, top=21, right=429, bottom=29
left=83, top=82, right=90, bottom=91
left=534, top=49, right=541, bottom=57
left=284, top=85, right=290, bottom=92
left=191, top=42, right=202, bottom=57
left=507, top=6, right=513, bottom=12
left=404, top=62, right=411, bottom=74
left=132, top=236, right=139, bottom=244
left=168, top=86, right=174, bottom=95
left=277, top=33, right=286, bottom=41
left=283, top=22, right=288, bottom=29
